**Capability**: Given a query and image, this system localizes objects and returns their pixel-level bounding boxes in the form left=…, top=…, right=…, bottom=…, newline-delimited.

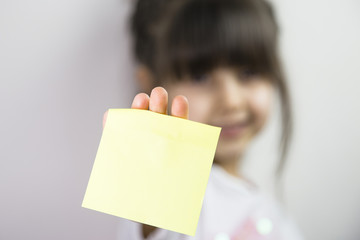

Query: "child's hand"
left=102, top=86, right=189, bottom=128
left=101, top=87, right=189, bottom=237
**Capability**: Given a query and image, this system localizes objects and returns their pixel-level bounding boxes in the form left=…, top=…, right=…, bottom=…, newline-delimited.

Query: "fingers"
left=149, top=87, right=168, bottom=114
left=104, top=87, right=188, bottom=130
left=133, top=87, right=189, bottom=119
left=104, top=93, right=150, bottom=130
left=131, top=93, right=150, bottom=109
left=171, top=95, right=189, bottom=119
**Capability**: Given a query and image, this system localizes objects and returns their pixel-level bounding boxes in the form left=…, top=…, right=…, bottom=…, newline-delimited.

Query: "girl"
left=112, top=0, right=303, bottom=239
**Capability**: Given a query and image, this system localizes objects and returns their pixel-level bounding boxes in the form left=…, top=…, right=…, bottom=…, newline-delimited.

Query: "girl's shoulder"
left=202, top=165, right=304, bottom=240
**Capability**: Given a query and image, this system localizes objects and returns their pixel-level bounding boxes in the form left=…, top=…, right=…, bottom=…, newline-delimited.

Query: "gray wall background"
left=1, top=0, right=359, bottom=239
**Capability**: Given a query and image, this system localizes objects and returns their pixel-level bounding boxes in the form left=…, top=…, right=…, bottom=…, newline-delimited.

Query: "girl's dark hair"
left=130, top=0, right=292, bottom=176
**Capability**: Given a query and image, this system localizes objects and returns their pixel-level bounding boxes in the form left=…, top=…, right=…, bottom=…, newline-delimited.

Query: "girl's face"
left=164, top=67, right=274, bottom=164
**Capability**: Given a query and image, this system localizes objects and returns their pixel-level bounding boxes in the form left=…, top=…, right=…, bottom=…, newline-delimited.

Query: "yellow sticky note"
left=82, top=109, right=221, bottom=236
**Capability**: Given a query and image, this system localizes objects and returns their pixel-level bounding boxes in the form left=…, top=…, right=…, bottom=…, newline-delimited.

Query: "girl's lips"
left=218, top=122, right=249, bottom=138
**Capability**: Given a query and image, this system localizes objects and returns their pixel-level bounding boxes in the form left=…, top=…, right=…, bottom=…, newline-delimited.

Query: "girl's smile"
left=217, top=120, right=250, bottom=139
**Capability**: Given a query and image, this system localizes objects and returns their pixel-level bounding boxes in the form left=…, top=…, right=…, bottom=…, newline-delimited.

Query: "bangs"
left=161, top=0, right=278, bottom=79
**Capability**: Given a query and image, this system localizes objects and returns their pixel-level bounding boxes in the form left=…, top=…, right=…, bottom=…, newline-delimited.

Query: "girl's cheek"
left=249, top=83, right=274, bottom=126
left=187, top=94, right=214, bottom=123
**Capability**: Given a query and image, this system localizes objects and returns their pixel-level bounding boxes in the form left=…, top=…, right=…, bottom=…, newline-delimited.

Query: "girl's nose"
left=216, top=73, right=247, bottom=112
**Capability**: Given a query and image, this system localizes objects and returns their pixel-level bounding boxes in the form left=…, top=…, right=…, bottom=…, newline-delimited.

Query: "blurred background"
left=1, top=0, right=359, bottom=239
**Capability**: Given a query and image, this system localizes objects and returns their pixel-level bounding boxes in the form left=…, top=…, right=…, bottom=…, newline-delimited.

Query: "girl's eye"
left=238, top=68, right=258, bottom=81
left=191, top=73, right=210, bottom=83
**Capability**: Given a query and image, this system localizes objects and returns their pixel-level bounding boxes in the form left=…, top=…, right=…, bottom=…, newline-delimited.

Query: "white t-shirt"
left=117, top=165, right=303, bottom=240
